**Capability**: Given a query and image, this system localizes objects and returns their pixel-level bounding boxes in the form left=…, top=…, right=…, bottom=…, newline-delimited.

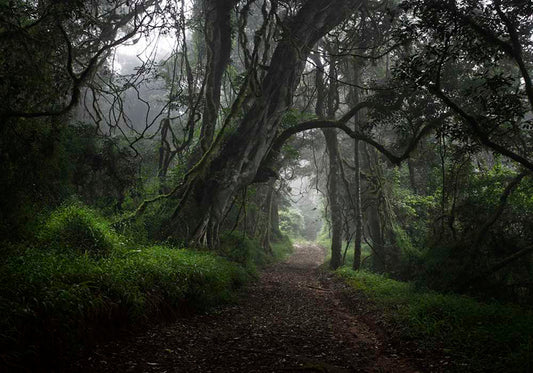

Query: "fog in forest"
left=1, top=1, right=533, bottom=371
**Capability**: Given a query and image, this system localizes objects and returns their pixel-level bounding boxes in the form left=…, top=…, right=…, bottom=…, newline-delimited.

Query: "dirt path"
left=72, top=244, right=424, bottom=372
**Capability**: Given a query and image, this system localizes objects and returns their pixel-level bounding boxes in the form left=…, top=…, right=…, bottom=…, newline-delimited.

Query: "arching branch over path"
left=177, top=0, right=366, bottom=247
left=263, top=100, right=446, bottom=172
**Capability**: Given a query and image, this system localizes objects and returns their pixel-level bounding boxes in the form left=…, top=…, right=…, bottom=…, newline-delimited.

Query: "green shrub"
left=279, top=208, right=305, bottom=238
left=337, top=268, right=533, bottom=372
left=117, top=188, right=178, bottom=245
left=219, top=231, right=293, bottom=270
left=218, top=231, right=272, bottom=272
left=270, top=234, right=294, bottom=262
left=0, top=244, right=249, bottom=368
left=316, top=224, right=332, bottom=250
left=219, top=231, right=259, bottom=266
left=1, top=207, right=291, bottom=369
left=38, top=204, right=121, bottom=257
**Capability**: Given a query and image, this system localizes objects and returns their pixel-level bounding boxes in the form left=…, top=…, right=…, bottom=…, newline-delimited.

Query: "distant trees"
left=386, top=0, right=533, bottom=294
left=2, top=0, right=533, bottom=301
left=0, top=1, right=161, bottom=240
left=267, top=0, right=533, bottom=287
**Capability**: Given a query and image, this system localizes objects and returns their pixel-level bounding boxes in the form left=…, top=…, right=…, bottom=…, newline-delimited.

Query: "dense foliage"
left=337, top=268, right=533, bottom=372
left=0, top=204, right=292, bottom=368
left=1, top=0, right=532, bottom=370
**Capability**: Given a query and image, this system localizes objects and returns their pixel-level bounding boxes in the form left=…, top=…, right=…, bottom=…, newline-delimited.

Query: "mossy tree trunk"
left=323, top=129, right=343, bottom=269
left=200, top=0, right=236, bottom=152
left=311, top=44, right=343, bottom=269
left=178, top=0, right=363, bottom=248
left=350, top=58, right=363, bottom=271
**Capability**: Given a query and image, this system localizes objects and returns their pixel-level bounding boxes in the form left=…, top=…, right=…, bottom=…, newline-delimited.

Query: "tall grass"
left=0, top=245, right=248, bottom=367
left=37, top=203, right=122, bottom=257
left=1, top=204, right=292, bottom=369
left=337, top=268, right=533, bottom=372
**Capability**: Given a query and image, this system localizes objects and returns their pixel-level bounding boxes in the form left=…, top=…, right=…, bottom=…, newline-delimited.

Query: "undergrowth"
left=219, top=231, right=293, bottom=272
left=337, top=268, right=533, bottom=372
left=37, top=203, right=122, bottom=257
left=0, top=245, right=248, bottom=367
left=0, top=204, right=292, bottom=370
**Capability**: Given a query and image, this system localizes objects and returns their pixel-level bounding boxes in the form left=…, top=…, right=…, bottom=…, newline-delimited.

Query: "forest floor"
left=71, top=243, right=439, bottom=372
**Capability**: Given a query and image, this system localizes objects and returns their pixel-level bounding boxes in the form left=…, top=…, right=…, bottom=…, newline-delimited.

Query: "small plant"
left=38, top=203, right=120, bottom=257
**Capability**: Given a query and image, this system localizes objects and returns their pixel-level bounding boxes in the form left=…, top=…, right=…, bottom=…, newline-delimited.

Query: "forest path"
left=73, top=244, right=422, bottom=372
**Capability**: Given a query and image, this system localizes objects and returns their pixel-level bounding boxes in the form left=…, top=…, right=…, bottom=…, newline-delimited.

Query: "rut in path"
left=73, top=244, right=421, bottom=372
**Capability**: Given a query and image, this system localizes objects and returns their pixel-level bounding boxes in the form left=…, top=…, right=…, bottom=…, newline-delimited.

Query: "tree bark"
left=183, top=0, right=363, bottom=247
left=199, top=0, right=236, bottom=152
left=270, top=187, right=282, bottom=239
left=323, top=129, right=343, bottom=269
left=262, top=182, right=274, bottom=251
left=350, top=58, right=363, bottom=271
left=363, top=144, right=386, bottom=272
left=353, top=138, right=363, bottom=270
left=311, top=47, right=343, bottom=269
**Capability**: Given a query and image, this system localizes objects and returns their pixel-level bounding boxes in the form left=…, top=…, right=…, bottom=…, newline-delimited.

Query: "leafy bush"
left=270, top=234, right=294, bottom=262
left=38, top=203, right=121, bottom=257
left=412, top=166, right=533, bottom=297
left=0, top=244, right=248, bottom=369
left=114, top=198, right=177, bottom=246
left=0, top=205, right=292, bottom=369
left=279, top=208, right=305, bottom=238
left=337, top=268, right=533, bottom=372
left=218, top=231, right=289, bottom=269
left=219, top=231, right=260, bottom=267
left=219, top=231, right=294, bottom=271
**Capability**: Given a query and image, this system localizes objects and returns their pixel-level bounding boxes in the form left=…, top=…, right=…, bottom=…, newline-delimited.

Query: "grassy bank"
left=336, top=268, right=533, bottom=372
left=0, top=204, right=292, bottom=370
left=0, top=245, right=249, bottom=368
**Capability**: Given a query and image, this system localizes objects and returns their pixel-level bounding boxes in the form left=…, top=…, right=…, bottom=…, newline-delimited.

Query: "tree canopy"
left=2, top=0, right=533, bottom=306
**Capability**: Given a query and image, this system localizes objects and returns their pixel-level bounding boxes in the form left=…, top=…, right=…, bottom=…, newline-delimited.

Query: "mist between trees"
left=1, top=0, right=533, bottom=370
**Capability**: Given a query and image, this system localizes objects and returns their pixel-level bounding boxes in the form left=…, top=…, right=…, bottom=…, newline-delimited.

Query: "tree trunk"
left=270, top=185, right=282, bottom=239
left=310, top=45, right=343, bottom=269
left=182, top=0, right=363, bottom=248
left=366, top=200, right=385, bottom=272
left=350, top=58, right=363, bottom=271
left=353, top=138, right=362, bottom=270
left=262, top=181, right=275, bottom=253
left=323, top=129, right=343, bottom=269
left=363, top=144, right=386, bottom=272
left=199, top=0, right=236, bottom=152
